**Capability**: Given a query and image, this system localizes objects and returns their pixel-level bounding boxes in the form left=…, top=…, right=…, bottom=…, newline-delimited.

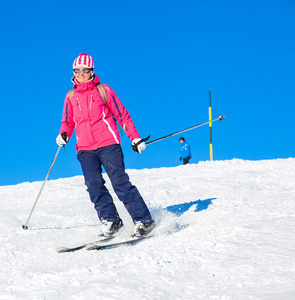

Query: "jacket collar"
left=71, top=74, right=101, bottom=92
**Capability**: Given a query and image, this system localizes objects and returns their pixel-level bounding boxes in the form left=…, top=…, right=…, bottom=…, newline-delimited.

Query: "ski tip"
left=56, top=247, right=70, bottom=253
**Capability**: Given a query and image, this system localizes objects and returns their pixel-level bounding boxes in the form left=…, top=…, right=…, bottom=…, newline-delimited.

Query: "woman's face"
left=73, top=68, right=92, bottom=83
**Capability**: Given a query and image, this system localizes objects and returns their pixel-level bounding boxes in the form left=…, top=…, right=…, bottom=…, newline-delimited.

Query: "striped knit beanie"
left=73, top=53, right=94, bottom=69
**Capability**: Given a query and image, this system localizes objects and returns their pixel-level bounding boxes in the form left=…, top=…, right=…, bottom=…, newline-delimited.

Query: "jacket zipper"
left=86, top=95, right=95, bottom=142
left=90, top=95, right=94, bottom=109
left=76, top=97, right=81, bottom=111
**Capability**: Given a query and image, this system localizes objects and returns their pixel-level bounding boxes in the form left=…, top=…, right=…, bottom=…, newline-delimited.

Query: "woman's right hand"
left=56, top=132, right=68, bottom=146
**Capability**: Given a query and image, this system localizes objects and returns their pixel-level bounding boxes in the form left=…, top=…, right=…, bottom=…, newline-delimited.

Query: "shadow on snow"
left=29, top=199, right=216, bottom=230
left=165, top=198, right=216, bottom=216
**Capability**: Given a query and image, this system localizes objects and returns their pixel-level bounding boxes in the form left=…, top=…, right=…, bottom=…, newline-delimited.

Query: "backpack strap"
left=96, top=83, right=107, bottom=106
left=68, top=88, right=75, bottom=103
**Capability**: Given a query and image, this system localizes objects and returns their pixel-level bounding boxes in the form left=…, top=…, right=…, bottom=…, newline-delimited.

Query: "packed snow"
left=0, top=158, right=295, bottom=299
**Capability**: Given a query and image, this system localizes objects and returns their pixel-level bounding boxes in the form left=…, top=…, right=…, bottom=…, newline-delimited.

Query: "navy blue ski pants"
left=77, top=144, right=152, bottom=224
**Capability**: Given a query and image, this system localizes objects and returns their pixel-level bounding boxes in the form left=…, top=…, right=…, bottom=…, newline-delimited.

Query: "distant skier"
left=56, top=53, right=154, bottom=237
left=179, top=137, right=192, bottom=165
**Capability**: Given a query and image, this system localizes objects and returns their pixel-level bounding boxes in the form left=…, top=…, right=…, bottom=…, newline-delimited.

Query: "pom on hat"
left=73, top=53, right=94, bottom=69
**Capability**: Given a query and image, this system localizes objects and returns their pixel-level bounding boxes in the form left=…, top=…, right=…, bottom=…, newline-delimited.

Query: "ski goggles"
left=73, top=68, right=93, bottom=74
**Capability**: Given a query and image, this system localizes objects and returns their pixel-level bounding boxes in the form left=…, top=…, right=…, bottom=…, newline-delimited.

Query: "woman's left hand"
left=132, top=138, right=147, bottom=154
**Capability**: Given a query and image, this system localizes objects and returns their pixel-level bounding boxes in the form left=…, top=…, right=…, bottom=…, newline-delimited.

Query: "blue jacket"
left=180, top=141, right=192, bottom=159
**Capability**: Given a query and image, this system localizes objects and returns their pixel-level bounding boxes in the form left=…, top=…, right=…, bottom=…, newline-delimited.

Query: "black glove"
left=180, top=157, right=182, bottom=161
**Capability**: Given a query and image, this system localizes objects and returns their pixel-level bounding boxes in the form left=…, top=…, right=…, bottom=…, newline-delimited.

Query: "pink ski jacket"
left=59, top=75, right=140, bottom=152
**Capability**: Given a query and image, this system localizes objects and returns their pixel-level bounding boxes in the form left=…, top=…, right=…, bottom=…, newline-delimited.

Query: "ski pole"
left=22, top=146, right=62, bottom=230
left=146, top=115, right=225, bottom=145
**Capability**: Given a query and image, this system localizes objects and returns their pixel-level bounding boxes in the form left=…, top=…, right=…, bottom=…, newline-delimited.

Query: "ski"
left=56, top=235, right=115, bottom=253
left=57, top=223, right=188, bottom=253
left=85, top=234, right=153, bottom=251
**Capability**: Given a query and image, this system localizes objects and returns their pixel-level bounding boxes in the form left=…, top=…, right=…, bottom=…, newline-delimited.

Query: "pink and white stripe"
left=73, top=53, right=94, bottom=69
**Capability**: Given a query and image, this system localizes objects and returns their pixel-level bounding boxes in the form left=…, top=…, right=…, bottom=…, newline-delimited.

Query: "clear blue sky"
left=0, top=0, right=294, bottom=186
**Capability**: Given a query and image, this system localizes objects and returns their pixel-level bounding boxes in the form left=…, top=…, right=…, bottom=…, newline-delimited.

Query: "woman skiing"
left=56, top=53, right=154, bottom=237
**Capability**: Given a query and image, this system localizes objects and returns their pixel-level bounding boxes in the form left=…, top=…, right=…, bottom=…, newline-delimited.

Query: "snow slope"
left=0, top=158, right=295, bottom=300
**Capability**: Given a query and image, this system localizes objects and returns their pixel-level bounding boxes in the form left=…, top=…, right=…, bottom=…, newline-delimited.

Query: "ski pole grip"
left=132, top=135, right=150, bottom=153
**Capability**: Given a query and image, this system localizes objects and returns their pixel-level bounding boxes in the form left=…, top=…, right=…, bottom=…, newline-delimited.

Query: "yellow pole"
left=209, top=91, right=213, bottom=161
